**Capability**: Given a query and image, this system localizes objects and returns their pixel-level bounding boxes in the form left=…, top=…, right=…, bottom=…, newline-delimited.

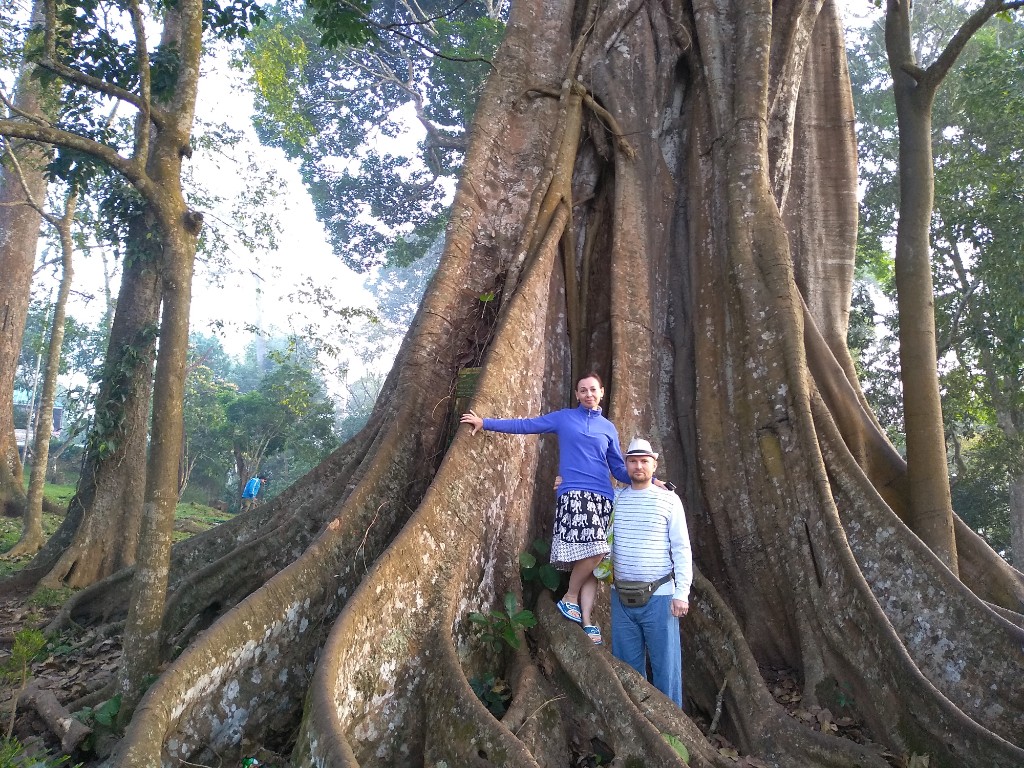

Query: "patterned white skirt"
left=550, top=489, right=612, bottom=570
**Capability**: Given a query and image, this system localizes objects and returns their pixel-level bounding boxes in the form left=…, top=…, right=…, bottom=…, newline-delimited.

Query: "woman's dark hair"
left=576, top=371, right=604, bottom=389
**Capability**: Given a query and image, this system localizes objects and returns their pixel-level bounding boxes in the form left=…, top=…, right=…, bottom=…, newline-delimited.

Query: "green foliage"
left=203, top=0, right=269, bottom=42
left=27, top=587, right=73, bottom=609
left=520, top=539, right=565, bottom=609
left=246, top=1, right=505, bottom=270
left=661, top=733, right=690, bottom=763
left=951, top=429, right=1017, bottom=561
left=469, top=592, right=536, bottom=652
left=849, top=7, right=1024, bottom=547
left=75, top=695, right=121, bottom=729
left=1, top=629, right=47, bottom=738
left=244, top=19, right=316, bottom=151
left=305, top=0, right=374, bottom=49
left=0, top=629, right=46, bottom=685
left=520, top=539, right=562, bottom=593
left=0, top=737, right=76, bottom=768
left=468, top=673, right=512, bottom=718
left=179, top=334, right=340, bottom=503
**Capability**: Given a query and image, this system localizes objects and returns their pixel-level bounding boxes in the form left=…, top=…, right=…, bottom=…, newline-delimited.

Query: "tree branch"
left=925, top=0, right=1024, bottom=90
left=128, top=0, right=152, bottom=163
left=38, top=0, right=168, bottom=131
left=0, top=119, right=149, bottom=192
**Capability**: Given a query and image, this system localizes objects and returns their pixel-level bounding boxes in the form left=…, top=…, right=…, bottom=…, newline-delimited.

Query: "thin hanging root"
left=525, top=84, right=636, bottom=157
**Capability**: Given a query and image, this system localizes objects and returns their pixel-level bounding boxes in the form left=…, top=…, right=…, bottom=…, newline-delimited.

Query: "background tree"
left=246, top=0, right=504, bottom=270
left=883, top=0, right=1024, bottom=573
left=179, top=334, right=235, bottom=503
left=0, top=0, right=288, bottom=600
left=851, top=3, right=1024, bottom=565
left=2, top=156, right=78, bottom=558
left=223, top=357, right=338, bottom=499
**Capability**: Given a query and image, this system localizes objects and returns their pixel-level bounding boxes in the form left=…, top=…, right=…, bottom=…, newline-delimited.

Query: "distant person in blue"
left=461, top=372, right=630, bottom=645
left=241, top=474, right=267, bottom=512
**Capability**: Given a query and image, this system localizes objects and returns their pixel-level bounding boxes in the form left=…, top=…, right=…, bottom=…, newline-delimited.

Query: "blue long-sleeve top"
left=483, top=405, right=630, bottom=500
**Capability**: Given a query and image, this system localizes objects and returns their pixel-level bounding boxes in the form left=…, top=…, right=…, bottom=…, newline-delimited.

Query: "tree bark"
left=1010, top=474, right=1024, bottom=569
left=111, top=0, right=205, bottom=719
left=8, top=238, right=161, bottom=591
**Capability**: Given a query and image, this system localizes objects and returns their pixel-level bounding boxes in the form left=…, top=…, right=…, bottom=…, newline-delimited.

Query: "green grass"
left=1, top=484, right=231, bottom=569
left=41, top=482, right=76, bottom=508
left=173, top=501, right=233, bottom=542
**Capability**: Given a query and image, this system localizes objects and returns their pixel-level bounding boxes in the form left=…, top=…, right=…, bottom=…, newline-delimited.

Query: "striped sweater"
left=611, top=485, right=693, bottom=601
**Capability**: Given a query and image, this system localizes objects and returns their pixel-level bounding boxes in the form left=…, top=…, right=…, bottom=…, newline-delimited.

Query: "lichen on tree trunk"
left=87, top=1, right=1024, bottom=766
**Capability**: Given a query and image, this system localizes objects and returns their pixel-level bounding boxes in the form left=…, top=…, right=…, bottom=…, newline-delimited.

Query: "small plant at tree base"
left=27, top=586, right=73, bottom=609
left=73, top=695, right=121, bottom=752
left=519, top=538, right=564, bottom=607
left=661, top=733, right=690, bottom=764
left=469, top=673, right=513, bottom=718
left=469, top=592, right=536, bottom=651
left=0, top=628, right=47, bottom=738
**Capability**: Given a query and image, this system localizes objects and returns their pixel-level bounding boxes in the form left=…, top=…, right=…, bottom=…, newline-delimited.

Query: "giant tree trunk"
left=0, top=0, right=54, bottom=516
left=65, top=2, right=1024, bottom=767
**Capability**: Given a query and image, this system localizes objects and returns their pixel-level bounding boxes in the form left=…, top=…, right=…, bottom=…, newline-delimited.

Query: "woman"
left=461, top=372, right=629, bottom=645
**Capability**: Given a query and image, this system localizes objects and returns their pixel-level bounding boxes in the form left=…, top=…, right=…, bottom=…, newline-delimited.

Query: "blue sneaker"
left=583, top=624, right=603, bottom=645
left=557, top=600, right=583, bottom=624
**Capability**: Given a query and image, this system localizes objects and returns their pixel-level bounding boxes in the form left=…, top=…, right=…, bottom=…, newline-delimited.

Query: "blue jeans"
left=611, top=592, right=683, bottom=707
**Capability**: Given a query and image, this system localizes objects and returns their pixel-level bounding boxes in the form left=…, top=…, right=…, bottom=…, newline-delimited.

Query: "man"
left=611, top=437, right=692, bottom=708
left=240, top=473, right=267, bottom=512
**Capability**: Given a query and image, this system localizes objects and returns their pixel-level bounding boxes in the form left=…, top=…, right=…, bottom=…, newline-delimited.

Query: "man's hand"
left=671, top=599, right=689, bottom=617
left=460, top=410, right=484, bottom=435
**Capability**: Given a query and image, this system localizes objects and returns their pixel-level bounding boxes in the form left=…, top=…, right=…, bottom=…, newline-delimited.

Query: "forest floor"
left=0, top=494, right=233, bottom=766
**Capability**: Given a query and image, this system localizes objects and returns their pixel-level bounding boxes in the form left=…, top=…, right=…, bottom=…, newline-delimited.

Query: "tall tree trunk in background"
left=885, top=0, right=957, bottom=574
left=4, top=188, right=78, bottom=558
left=29, top=223, right=161, bottom=589
left=0, top=0, right=54, bottom=516
left=0, top=1, right=204, bottom=598
left=114, top=0, right=205, bottom=719
left=883, top=0, right=1023, bottom=575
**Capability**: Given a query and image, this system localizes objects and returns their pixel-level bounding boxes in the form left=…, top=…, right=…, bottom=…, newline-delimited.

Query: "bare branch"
left=1, top=141, right=53, bottom=225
